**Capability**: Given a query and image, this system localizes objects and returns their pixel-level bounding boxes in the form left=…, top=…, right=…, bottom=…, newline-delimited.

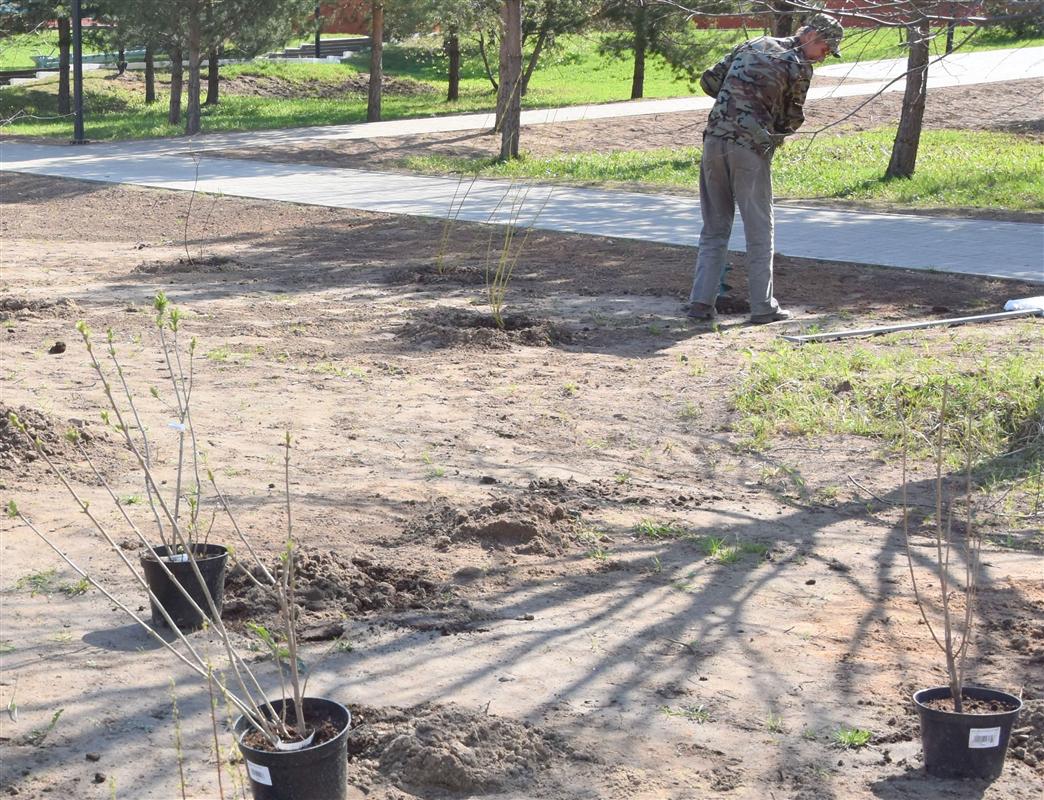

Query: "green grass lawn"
left=2, top=26, right=1041, bottom=139
left=0, top=29, right=61, bottom=70
left=404, top=129, right=1044, bottom=213
left=733, top=327, right=1044, bottom=505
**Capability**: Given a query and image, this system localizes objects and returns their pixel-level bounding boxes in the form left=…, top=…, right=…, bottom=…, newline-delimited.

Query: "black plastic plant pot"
left=913, top=686, right=1023, bottom=780
left=140, top=543, right=228, bottom=632
left=234, top=697, right=351, bottom=800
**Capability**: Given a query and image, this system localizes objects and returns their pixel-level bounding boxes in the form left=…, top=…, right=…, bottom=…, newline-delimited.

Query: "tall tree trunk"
left=169, top=45, right=183, bottom=125
left=367, top=2, right=384, bottom=122
left=205, top=48, right=219, bottom=105
left=57, top=17, right=71, bottom=115
left=117, top=46, right=127, bottom=75
left=772, top=0, right=795, bottom=37
left=498, top=0, right=522, bottom=160
left=144, top=45, right=156, bottom=103
left=945, top=3, right=956, bottom=54
left=445, top=28, right=460, bottom=101
left=185, top=13, right=202, bottom=135
left=630, top=5, right=647, bottom=100
left=886, top=17, right=930, bottom=179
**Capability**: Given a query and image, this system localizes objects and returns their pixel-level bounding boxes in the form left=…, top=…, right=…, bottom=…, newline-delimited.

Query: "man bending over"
left=687, top=14, right=844, bottom=324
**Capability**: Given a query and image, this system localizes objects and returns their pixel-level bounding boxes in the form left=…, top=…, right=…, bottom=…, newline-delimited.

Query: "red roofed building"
left=319, top=1, right=369, bottom=35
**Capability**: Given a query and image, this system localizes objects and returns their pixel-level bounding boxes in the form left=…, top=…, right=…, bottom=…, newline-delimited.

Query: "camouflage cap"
left=806, top=13, right=844, bottom=57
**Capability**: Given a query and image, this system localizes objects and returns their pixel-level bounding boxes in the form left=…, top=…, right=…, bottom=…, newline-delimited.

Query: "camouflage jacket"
left=700, top=36, right=812, bottom=157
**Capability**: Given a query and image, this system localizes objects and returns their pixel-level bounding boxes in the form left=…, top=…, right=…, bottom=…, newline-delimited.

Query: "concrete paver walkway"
left=4, top=140, right=1042, bottom=283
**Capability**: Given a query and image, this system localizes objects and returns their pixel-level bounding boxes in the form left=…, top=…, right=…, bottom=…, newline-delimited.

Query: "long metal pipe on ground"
left=780, top=308, right=1043, bottom=344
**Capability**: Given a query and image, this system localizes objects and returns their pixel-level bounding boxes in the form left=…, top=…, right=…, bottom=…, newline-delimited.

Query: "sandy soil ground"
left=0, top=171, right=1041, bottom=799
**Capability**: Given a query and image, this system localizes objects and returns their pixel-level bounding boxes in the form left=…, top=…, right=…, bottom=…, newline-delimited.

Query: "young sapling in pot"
left=900, top=387, right=1023, bottom=779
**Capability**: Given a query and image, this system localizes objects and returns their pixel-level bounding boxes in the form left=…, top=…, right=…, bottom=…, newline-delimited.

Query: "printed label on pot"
left=968, top=727, right=1002, bottom=749
left=246, top=761, right=272, bottom=785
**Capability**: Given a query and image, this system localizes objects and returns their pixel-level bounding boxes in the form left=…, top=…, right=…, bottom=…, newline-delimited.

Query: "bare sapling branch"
left=102, top=323, right=168, bottom=547
left=78, top=320, right=171, bottom=551
left=169, top=679, right=188, bottom=800
left=436, top=170, right=482, bottom=276
left=484, top=180, right=554, bottom=330
left=933, top=390, right=962, bottom=711
left=899, top=402, right=945, bottom=650
left=956, top=408, right=983, bottom=697
left=899, top=382, right=989, bottom=712
left=280, top=432, right=308, bottom=736
left=207, top=666, right=227, bottom=800
left=208, top=469, right=277, bottom=586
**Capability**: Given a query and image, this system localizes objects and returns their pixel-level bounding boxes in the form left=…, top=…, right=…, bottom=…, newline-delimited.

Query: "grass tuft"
left=734, top=336, right=1044, bottom=464
left=833, top=726, right=873, bottom=748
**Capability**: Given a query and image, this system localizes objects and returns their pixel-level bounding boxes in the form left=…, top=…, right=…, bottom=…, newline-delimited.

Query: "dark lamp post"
left=315, top=5, right=322, bottom=59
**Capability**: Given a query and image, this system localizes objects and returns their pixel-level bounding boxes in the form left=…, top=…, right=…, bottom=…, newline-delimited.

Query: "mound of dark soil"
left=1010, top=699, right=1044, bottom=771
left=133, top=255, right=242, bottom=275
left=223, top=550, right=448, bottom=635
left=0, top=405, right=109, bottom=473
left=979, top=581, right=1044, bottom=691
left=0, top=295, right=79, bottom=315
left=411, top=493, right=580, bottom=555
left=347, top=703, right=560, bottom=796
left=529, top=475, right=706, bottom=509
left=400, top=308, right=571, bottom=350
left=221, top=72, right=437, bottom=99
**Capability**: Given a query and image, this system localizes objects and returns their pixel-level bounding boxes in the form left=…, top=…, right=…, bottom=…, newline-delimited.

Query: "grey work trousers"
left=688, top=135, right=780, bottom=316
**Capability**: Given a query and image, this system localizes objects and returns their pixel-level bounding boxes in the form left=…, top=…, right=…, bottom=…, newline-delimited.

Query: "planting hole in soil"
left=223, top=550, right=450, bottom=636
left=399, top=308, right=572, bottom=349
left=132, top=255, right=243, bottom=275
left=386, top=263, right=490, bottom=286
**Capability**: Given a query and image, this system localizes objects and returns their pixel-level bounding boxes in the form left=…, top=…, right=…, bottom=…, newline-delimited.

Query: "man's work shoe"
left=686, top=302, right=716, bottom=321
left=749, top=308, right=792, bottom=324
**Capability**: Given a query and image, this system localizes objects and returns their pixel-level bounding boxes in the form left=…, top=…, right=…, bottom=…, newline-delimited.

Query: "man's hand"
left=758, top=133, right=787, bottom=157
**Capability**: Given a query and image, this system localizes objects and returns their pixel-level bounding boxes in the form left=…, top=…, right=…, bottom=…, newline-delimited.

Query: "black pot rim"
left=140, top=542, right=229, bottom=563
left=234, top=697, right=351, bottom=758
left=912, top=685, right=1023, bottom=716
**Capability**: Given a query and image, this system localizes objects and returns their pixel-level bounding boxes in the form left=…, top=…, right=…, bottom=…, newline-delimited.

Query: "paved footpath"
left=2, top=47, right=1042, bottom=283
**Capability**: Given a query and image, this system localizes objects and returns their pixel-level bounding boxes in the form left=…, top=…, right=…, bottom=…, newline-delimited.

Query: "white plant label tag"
left=246, top=761, right=273, bottom=785
left=968, top=727, right=1001, bottom=749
